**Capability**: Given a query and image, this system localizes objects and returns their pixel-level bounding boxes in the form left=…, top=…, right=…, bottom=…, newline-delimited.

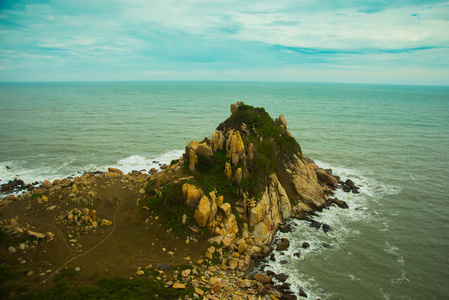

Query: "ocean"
left=1, top=82, right=448, bottom=299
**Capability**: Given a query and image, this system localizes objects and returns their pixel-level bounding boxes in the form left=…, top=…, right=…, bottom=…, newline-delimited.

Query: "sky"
left=0, top=0, right=448, bottom=84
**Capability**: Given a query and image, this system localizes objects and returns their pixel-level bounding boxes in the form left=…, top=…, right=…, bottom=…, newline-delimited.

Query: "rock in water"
left=276, top=238, right=290, bottom=251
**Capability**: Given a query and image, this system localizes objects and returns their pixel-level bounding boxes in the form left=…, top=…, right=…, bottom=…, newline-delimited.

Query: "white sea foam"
left=254, top=160, right=402, bottom=299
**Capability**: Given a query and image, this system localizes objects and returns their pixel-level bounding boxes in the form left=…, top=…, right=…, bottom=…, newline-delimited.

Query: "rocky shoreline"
left=0, top=103, right=358, bottom=299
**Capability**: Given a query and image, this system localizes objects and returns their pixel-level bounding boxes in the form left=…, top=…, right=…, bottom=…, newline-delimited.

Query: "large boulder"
left=197, top=142, right=213, bottom=157
left=195, top=195, right=211, bottom=227
left=182, top=183, right=202, bottom=209
left=316, top=168, right=338, bottom=188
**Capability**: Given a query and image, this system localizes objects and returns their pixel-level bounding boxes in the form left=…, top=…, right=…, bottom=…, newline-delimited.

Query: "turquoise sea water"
left=1, top=82, right=448, bottom=299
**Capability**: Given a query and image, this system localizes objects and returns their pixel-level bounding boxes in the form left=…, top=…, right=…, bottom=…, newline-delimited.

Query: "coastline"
left=0, top=156, right=358, bottom=300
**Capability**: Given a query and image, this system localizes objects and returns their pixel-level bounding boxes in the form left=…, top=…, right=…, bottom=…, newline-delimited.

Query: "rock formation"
left=144, top=102, right=345, bottom=247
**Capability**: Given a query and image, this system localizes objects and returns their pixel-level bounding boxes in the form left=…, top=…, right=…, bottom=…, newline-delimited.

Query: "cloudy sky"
left=1, top=0, right=448, bottom=84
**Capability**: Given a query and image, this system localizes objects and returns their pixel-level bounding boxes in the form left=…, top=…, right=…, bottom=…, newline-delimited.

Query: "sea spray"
left=255, top=161, right=402, bottom=299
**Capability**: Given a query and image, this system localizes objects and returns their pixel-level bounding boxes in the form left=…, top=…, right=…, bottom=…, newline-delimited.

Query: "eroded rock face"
left=250, top=173, right=292, bottom=245
left=290, top=155, right=325, bottom=210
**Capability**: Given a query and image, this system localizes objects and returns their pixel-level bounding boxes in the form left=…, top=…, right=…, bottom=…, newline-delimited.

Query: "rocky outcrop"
left=148, top=102, right=350, bottom=247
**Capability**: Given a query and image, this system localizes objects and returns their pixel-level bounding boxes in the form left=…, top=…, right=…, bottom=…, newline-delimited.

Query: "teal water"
left=1, top=82, right=448, bottom=299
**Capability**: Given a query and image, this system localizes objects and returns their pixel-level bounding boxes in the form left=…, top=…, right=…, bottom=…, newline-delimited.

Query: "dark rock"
left=345, top=178, right=355, bottom=186
left=156, top=263, right=171, bottom=271
left=293, top=252, right=301, bottom=258
left=330, top=198, right=349, bottom=209
left=322, top=223, right=331, bottom=233
left=322, top=243, right=332, bottom=248
left=6, top=166, right=11, bottom=170
left=299, top=288, right=308, bottom=298
left=352, top=188, right=360, bottom=194
left=343, top=185, right=352, bottom=192
left=270, top=253, right=276, bottom=261
left=275, top=273, right=289, bottom=282
left=283, top=294, right=298, bottom=300
left=302, top=242, right=310, bottom=249
left=309, top=220, right=321, bottom=229
left=160, top=164, right=168, bottom=169
left=276, top=238, right=290, bottom=251
left=280, top=260, right=289, bottom=264
left=266, top=270, right=276, bottom=276
left=263, top=247, right=273, bottom=257
left=152, top=160, right=159, bottom=164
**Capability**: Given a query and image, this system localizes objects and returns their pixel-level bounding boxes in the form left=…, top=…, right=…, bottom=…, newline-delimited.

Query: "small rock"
left=195, top=287, right=204, bottom=296
left=322, top=223, right=331, bottom=233
left=157, top=263, right=171, bottom=271
left=275, top=273, right=289, bottom=282
left=100, top=219, right=112, bottom=227
left=181, top=269, right=191, bottom=277
left=293, top=252, right=301, bottom=258
left=276, top=238, right=290, bottom=251
left=322, top=243, right=332, bottom=248
left=8, top=246, right=17, bottom=254
left=302, top=242, right=310, bottom=248
left=207, top=246, right=216, bottom=254
left=299, top=288, right=308, bottom=298
left=172, top=282, right=186, bottom=289
left=75, top=267, right=81, bottom=272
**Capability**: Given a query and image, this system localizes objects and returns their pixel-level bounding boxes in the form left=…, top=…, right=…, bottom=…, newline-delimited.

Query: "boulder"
left=27, top=230, right=46, bottom=239
left=108, top=167, right=123, bottom=175
left=100, top=219, right=112, bottom=227
left=157, top=263, right=171, bottom=271
left=233, top=167, right=242, bottom=186
left=43, top=180, right=53, bottom=189
left=189, top=149, right=197, bottom=171
left=219, top=203, right=232, bottom=218
left=299, top=288, right=308, bottom=298
left=172, top=282, right=186, bottom=289
left=302, top=242, right=310, bottom=249
left=276, top=238, right=290, bottom=251
left=194, top=195, right=211, bottom=227
left=197, top=142, right=213, bottom=157
left=224, top=162, right=232, bottom=180
left=309, top=220, right=321, bottom=229
left=182, top=183, right=202, bottom=209
left=253, top=273, right=272, bottom=284
left=316, top=168, right=338, bottom=188
left=322, top=223, right=331, bottom=233
left=275, top=273, right=289, bottom=282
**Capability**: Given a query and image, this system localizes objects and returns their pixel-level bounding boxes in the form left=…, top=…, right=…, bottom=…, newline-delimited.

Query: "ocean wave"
left=254, top=160, right=399, bottom=299
left=0, top=150, right=185, bottom=189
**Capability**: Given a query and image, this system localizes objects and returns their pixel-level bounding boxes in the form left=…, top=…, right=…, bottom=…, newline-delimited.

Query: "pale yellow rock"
left=100, top=219, right=112, bottom=227
left=207, top=246, right=216, bottom=254
left=195, top=287, right=205, bottom=296
left=27, top=230, right=46, bottom=239
left=189, top=148, right=198, bottom=171
left=182, top=214, right=187, bottom=225
left=224, top=162, right=232, bottom=180
left=233, top=167, right=242, bottom=186
left=211, top=130, right=225, bottom=152
left=219, top=203, right=231, bottom=217
left=41, top=195, right=48, bottom=202
left=172, top=282, right=186, bottom=289
left=197, top=142, right=213, bottom=157
left=216, top=195, right=224, bottom=206
left=194, top=195, right=211, bottom=227
left=136, top=269, right=144, bottom=275
left=108, top=167, right=124, bottom=175
left=139, top=188, right=145, bottom=194
left=182, top=183, right=202, bottom=209
left=42, top=180, right=52, bottom=189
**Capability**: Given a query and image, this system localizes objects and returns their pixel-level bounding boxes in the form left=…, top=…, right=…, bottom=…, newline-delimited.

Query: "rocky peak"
left=146, top=102, right=344, bottom=245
